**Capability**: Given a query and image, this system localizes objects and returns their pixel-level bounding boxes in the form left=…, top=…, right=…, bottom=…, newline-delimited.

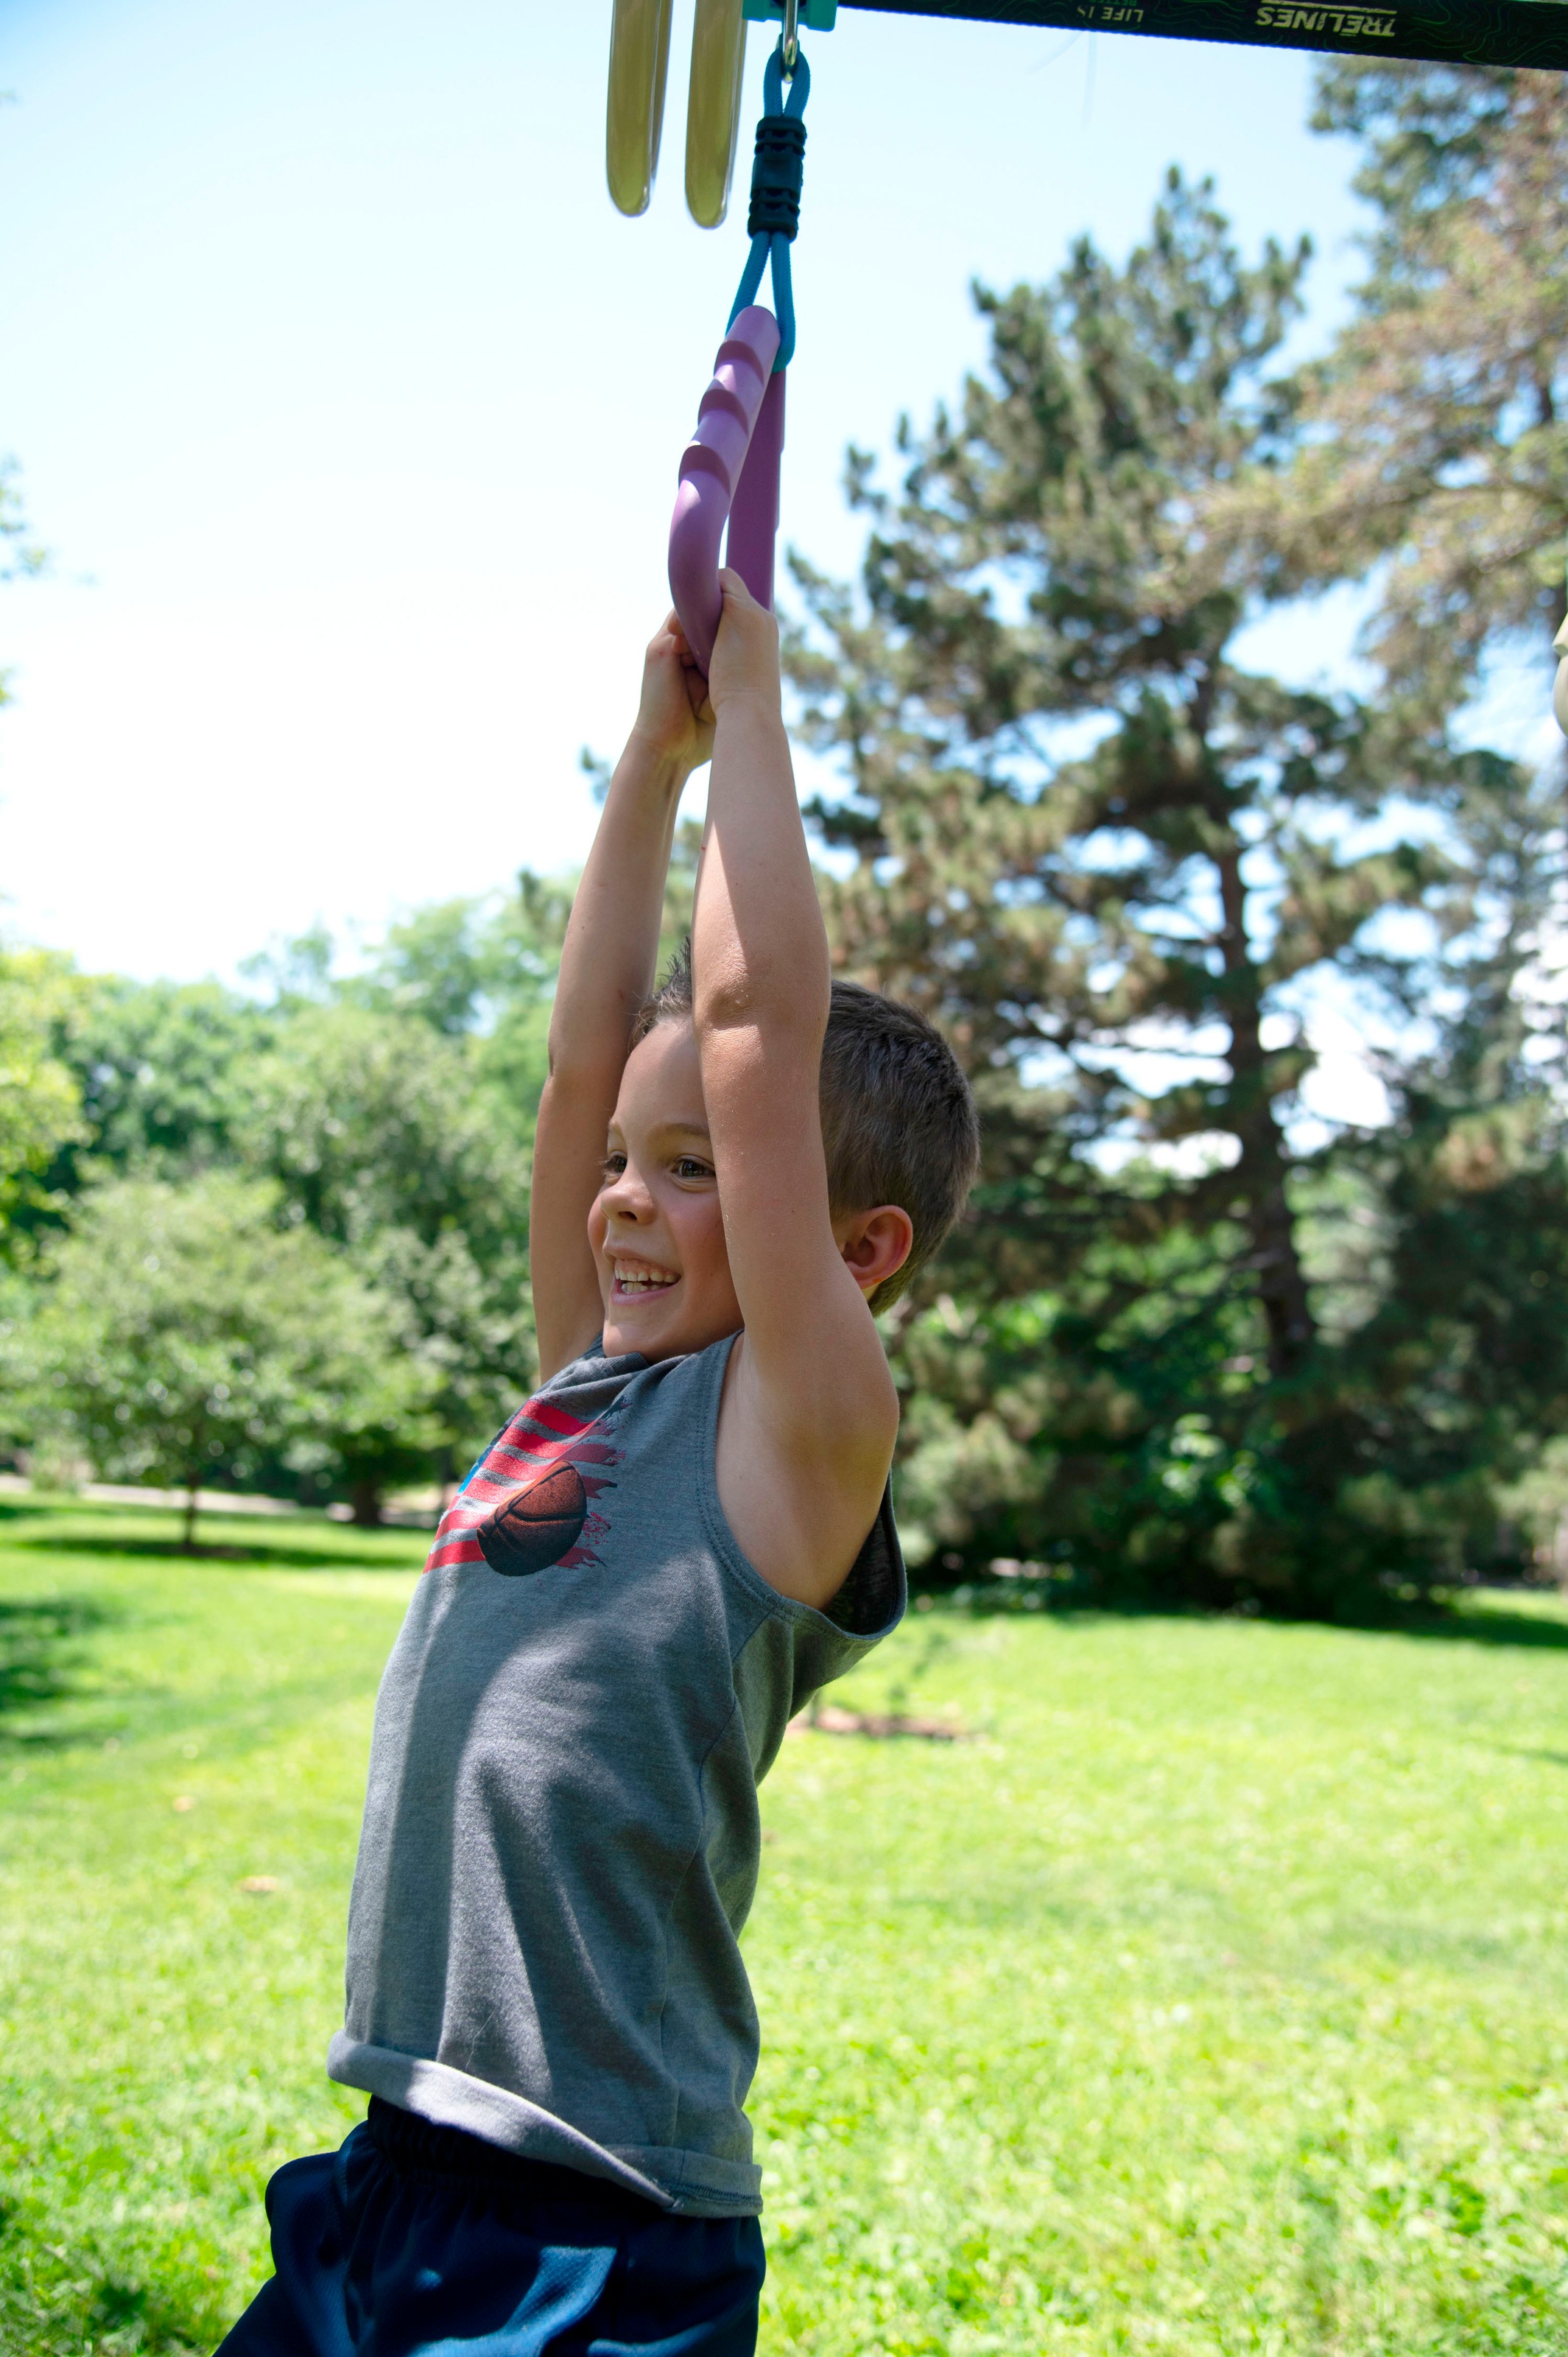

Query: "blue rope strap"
left=727, top=43, right=809, bottom=370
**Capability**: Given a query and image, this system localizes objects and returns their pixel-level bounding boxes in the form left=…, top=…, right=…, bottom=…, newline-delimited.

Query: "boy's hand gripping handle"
left=669, top=305, right=784, bottom=675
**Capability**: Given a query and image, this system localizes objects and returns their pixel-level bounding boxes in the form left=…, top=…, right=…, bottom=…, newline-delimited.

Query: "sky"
left=0, top=0, right=1381, bottom=987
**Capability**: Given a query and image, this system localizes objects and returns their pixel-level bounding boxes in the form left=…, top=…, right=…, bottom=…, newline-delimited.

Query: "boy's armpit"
left=713, top=1324, right=899, bottom=1613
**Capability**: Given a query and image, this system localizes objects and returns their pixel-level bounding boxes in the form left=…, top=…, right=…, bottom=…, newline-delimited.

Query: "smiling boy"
left=217, top=577, right=978, bottom=2357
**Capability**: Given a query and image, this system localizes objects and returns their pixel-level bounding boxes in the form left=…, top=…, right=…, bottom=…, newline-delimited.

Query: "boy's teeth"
left=614, top=1262, right=675, bottom=1292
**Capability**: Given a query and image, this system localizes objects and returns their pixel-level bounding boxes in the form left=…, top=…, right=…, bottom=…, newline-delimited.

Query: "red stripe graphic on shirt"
left=423, top=1392, right=622, bottom=1575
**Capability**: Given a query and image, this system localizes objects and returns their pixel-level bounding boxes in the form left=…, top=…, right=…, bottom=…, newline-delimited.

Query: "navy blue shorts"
left=216, top=2099, right=764, bottom=2357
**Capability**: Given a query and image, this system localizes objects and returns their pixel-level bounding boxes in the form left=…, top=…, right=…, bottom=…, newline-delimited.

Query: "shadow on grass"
left=0, top=2234, right=221, bottom=2357
left=1335, top=1599, right=1568, bottom=1652
left=8, top=1531, right=423, bottom=1573
left=935, top=1587, right=1568, bottom=1651
left=0, top=1595, right=119, bottom=1728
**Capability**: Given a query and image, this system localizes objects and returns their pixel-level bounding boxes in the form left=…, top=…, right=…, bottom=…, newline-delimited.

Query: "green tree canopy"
left=21, top=1174, right=435, bottom=1548
left=0, top=950, right=84, bottom=1255
left=1, top=882, right=572, bottom=1521
left=47, top=974, right=271, bottom=1194
left=235, top=1000, right=532, bottom=1514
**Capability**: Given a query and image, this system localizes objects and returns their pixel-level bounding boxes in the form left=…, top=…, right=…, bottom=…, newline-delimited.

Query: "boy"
left=218, top=575, right=979, bottom=2356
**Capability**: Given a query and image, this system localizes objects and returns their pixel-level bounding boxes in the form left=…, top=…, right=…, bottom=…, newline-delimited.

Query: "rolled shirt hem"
left=326, top=2035, right=764, bottom=2217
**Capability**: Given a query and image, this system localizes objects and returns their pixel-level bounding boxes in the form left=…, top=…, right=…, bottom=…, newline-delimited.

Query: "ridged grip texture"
left=668, top=306, right=784, bottom=674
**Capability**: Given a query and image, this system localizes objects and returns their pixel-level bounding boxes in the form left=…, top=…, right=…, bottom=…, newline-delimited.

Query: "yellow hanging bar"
left=684, top=0, right=748, bottom=228
left=605, top=0, right=674, bottom=217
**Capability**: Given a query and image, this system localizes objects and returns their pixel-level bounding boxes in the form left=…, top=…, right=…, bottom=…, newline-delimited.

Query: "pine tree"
left=787, top=172, right=1555, bottom=1612
left=1219, top=63, right=1568, bottom=724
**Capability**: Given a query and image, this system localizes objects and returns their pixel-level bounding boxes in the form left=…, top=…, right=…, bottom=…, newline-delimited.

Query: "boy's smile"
left=608, top=1252, right=680, bottom=1301
left=588, top=1019, right=744, bottom=1362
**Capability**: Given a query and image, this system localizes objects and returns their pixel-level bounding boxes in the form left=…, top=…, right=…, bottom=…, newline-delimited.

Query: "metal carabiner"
left=781, top=0, right=800, bottom=76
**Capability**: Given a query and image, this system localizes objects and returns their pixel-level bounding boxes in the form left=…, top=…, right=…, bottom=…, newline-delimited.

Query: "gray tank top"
left=328, top=1334, right=904, bottom=2216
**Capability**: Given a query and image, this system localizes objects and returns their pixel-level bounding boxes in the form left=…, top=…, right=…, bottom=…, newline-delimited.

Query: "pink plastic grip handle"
left=669, top=304, right=784, bottom=674
left=727, top=368, right=785, bottom=616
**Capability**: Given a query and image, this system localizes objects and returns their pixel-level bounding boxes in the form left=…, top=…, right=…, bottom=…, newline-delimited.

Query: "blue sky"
left=0, top=0, right=1377, bottom=983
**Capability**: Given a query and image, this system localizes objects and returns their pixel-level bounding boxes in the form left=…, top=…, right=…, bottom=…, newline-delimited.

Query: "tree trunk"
left=349, top=1478, right=384, bottom=1529
left=182, top=1486, right=200, bottom=1553
left=1214, top=840, right=1317, bottom=1379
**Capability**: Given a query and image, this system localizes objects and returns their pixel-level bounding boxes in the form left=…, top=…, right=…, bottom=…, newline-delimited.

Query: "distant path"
left=0, top=1475, right=441, bottom=1524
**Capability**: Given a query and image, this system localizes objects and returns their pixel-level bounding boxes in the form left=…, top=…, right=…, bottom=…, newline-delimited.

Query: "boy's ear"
left=836, top=1205, right=914, bottom=1298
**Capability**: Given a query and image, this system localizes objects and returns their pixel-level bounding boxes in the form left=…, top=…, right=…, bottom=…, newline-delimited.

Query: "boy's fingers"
left=717, top=568, right=762, bottom=611
left=650, top=610, right=690, bottom=658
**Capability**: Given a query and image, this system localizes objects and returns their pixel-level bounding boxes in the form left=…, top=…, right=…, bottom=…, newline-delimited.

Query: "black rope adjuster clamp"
left=727, top=41, right=809, bottom=367
left=748, top=109, right=806, bottom=240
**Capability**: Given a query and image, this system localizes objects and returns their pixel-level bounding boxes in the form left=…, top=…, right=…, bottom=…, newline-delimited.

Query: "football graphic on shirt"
left=476, top=1462, right=588, bottom=1577
left=422, top=1390, right=622, bottom=1581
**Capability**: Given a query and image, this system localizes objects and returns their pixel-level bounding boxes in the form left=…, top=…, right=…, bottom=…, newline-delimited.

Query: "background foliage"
left=0, top=894, right=566, bottom=1528
left=783, top=66, right=1568, bottom=1615
left=4, top=63, right=1568, bottom=1616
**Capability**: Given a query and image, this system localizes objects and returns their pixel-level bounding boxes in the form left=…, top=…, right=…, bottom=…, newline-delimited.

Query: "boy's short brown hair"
left=632, top=946, right=980, bottom=1311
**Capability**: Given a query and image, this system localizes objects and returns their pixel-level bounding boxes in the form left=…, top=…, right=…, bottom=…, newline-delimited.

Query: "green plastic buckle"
left=742, top=0, right=837, bottom=27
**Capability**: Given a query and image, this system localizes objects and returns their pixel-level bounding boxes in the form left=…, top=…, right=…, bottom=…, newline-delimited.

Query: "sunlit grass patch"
left=0, top=1497, right=421, bottom=2354
left=752, top=1603, right=1568, bottom=2353
left=1, top=1497, right=1567, bottom=2352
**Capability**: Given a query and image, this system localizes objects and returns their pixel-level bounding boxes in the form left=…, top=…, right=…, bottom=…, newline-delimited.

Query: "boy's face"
left=588, top=1019, right=743, bottom=1363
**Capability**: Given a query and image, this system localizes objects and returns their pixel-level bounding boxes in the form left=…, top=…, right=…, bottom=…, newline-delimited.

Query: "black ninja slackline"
left=841, top=0, right=1568, bottom=74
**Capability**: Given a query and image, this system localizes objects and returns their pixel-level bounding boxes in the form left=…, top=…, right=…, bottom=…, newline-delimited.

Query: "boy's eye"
left=600, top=1153, right=627, bottom=1181
left=673, top=1156, right=714, bottom=1181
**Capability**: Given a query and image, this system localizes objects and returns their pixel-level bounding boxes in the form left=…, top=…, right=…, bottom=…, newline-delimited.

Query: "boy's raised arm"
left=530, top=618, right=712, bottom=1383
left=694, top=575, right=905, bottom=1606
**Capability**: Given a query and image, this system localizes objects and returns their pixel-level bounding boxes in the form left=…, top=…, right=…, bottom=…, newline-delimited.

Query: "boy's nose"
left=603, top=1170, right=654, bottom=1219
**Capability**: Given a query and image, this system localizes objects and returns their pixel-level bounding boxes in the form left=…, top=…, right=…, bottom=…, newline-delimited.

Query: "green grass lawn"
left=2, top=1497, right=1568, bottom=2355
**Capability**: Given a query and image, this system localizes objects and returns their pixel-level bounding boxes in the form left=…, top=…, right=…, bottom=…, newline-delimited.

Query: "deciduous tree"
left=0, top=950, right=83, bottom=1255
left=22, top=1175, right=432, bottom=1548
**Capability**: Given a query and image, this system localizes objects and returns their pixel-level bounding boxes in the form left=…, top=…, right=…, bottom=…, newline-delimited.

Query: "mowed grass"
left=1, top=1500, right=1567, bottom=2354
